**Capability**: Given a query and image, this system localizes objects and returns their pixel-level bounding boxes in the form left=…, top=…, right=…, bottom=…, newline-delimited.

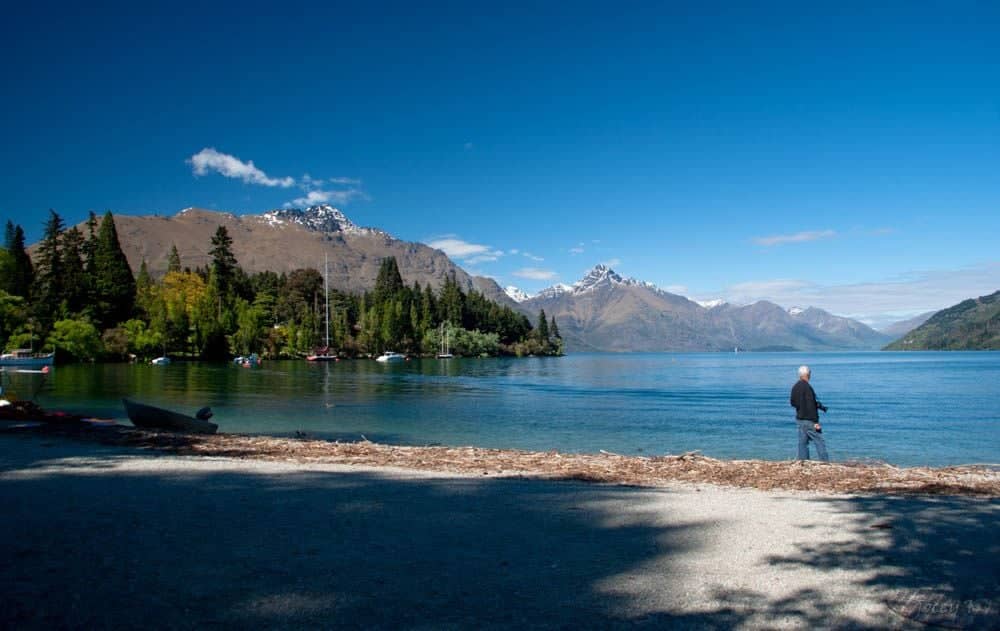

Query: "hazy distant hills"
left=95, top=206, right=515, bottom=306
left=511, top=265, right=891, bottom=352
left=878, top=311, right=937, bottom=338
left=884, top=290, right=1000, bottom=350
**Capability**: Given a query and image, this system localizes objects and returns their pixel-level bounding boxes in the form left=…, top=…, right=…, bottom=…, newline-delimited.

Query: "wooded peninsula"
left=0, top=211, right=563, bottom=361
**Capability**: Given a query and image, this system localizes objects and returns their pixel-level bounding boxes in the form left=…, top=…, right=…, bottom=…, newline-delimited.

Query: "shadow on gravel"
left=759, top=495, right=1000, bottom=630
left=2, top=442, right=997, bottom=629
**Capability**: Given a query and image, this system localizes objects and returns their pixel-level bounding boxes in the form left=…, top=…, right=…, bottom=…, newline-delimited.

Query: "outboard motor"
left=195, top=407, right=214, bottom=421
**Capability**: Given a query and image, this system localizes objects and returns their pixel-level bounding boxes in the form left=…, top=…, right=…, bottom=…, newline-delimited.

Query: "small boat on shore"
left=375, top=351, right=406, bottom=363
left=122, top=398, right=218, bottom=434
left=150, top=356, right=171, bottom=366
left=0, top=349, right=55, bottom=367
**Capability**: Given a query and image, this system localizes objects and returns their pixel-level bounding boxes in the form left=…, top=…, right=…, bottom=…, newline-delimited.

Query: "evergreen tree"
left=60, top=227, right=88, bottom=314
left=167, top=244, right=182, bottom=273
left=208, top=226, right=237, bottom=298
left=92, top=211, right=136, bottom=328
left=550, top=316, right=560, bottom=340
left=536, top=309, right=550, bottom=342
left=2, top=222, right=33, bottom=298
left=373, top=257, right=405, bottom=303
left=32, top=210, right=65, bottom=323
left=439, top=273, right=464, bottom=326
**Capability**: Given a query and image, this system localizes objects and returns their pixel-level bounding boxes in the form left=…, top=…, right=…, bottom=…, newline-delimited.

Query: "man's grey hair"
left=798, top=365, right=811, bottom=378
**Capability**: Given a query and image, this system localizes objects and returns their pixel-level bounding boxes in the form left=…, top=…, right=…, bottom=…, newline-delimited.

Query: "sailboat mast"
left=324, top=253, right=330, bottom=348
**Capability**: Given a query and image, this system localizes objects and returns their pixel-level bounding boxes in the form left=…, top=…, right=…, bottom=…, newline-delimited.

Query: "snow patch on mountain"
left=255, top=205, right=387, bottom=237
left=696, top=299, right=727, bottom=309
left=788, top=306, right=805, bottom=316
left=504, top=286, right=532, bottom=302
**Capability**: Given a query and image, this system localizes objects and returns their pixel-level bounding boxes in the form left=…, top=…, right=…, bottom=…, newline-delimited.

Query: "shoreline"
left=2, top=427, right=998, bottom=628
left=7, top=422, right=998, bottom=496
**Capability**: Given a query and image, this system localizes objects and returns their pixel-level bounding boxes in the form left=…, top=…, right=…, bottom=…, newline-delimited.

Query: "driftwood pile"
left=29, top=424, right=1000, bottom=496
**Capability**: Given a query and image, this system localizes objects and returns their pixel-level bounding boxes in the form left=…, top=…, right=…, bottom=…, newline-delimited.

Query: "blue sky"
left=1, top=1, right=997, bottom=326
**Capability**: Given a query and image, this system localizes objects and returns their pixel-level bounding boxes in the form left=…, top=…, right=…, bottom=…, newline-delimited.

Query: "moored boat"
left=375, top=351, right=406, bottom=363
left=150, top=356, right=171, bottom=366
left=0, top=350, right=55, bottom=367
left=122, top=398, right=218, bottom=434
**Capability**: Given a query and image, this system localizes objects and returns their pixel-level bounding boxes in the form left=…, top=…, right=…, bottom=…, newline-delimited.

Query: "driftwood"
left=15, top=424, right=1000, bottom=496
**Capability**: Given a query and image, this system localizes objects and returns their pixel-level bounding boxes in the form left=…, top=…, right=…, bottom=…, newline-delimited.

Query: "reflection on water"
left=36, top=352, right=1000, bottom=466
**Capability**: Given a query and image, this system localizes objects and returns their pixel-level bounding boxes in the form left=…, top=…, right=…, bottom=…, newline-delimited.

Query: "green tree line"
left=0, top=212, right=563, bottom=361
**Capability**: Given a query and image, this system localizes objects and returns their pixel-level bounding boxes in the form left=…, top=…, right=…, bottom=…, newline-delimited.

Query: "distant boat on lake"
left=437, top=323, right=454, bottom=359
left=307, top=253, right=339, bottom=362
left=0, top=350, right=54, bottom=367
left=150, top=356, right=171, bottom=366
left=122, top=398, right=218, bottom=434
left=376, top=351, right=406, bottom=363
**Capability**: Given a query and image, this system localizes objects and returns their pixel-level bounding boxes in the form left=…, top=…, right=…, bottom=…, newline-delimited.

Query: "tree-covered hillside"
left=0, top=212, right=563, bottom=361
left=884, top=290, right=1000, bottom=350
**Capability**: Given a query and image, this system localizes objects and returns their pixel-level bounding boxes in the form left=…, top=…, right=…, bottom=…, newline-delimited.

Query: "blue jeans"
left=797, top=420, right=829, bottom=461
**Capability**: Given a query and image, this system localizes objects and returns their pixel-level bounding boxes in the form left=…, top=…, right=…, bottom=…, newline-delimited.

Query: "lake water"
left=22, top=352, right=1000, bottom=466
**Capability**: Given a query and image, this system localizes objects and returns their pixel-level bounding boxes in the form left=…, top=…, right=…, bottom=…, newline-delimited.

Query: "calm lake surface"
left=27, top=352, right=1000, bottom=466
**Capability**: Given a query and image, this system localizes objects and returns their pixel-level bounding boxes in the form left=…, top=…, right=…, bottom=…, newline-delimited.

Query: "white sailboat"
left=307, top=254, right=338, bottom=362
left=437, top=322, right=454, bottom=359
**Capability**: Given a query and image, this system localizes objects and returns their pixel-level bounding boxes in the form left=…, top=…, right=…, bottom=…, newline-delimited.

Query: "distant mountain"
left=69, top=206, right=516, bottom=306
left=879, top=311, right=937, bottom=338
left=884, top=291, right=1000, bottom=350
left=521, top=265, right=891, bottom=352
left=504, top=286, right=532, bottom=303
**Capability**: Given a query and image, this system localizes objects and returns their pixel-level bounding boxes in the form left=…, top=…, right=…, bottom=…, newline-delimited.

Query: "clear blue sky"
left=2, top=1, right=997, bottom=326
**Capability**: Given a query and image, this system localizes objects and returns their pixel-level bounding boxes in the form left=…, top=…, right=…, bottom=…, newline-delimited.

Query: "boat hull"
left=122, top=398, right=218, bottom=434
left=0, top=353, right=54, bottom=367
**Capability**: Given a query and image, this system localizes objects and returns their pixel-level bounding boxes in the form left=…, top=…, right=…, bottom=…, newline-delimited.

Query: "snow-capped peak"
left=535, top=283, right=573, bottom=299
left=256, top=205, right=386, bottom=236
left=504, top=286, right=532, bottom=302
left=788, top=306, right=805, bottom=316
left=696, top=298, right=727, bottom=309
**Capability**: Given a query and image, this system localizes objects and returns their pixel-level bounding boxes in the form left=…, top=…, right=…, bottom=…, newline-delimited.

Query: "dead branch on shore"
left=20, top=424, right=1000, bottom=496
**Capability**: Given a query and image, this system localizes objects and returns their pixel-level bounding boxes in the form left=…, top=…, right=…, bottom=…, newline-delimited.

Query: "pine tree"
left=537, top=309, right=550, bottom=342
left=2, top=222, right=33, bottom=298
left=209, top=226, right=237, bottom=298
left=167, top=244, right=182, bottom=273
left=373, top=257, right=405, bottom=303
left=550, top=316, right=560, bottom=339
left=92, top=211, right=136, bottom=328
left=60, top=227, right=88, bottom=314
left=33, top=210, right=65, bottom=323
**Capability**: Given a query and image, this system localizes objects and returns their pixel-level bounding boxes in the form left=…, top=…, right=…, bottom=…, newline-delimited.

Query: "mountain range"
left=884, top=290, right=1000, bottom=350
left=99, top=205, right=515, bottom=306
left=49, top=206, right=909, bottom=352
left=507, top=265, right=892, bottom=352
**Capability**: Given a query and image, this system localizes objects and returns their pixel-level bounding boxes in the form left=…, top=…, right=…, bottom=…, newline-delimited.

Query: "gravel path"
left=1, top=432, right=997, bottom=629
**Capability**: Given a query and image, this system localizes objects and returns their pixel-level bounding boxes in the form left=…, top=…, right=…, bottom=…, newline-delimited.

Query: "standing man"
left=790, top=365, right=829, bottom=461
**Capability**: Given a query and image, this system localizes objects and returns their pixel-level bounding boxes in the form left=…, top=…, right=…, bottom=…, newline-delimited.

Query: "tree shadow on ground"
left=759, top=494, right=1000, bottom=630
left=1, top=437, right=997, bottom=629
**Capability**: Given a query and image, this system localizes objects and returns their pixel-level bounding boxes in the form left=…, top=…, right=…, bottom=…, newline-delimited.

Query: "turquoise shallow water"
left=24, top=352, right=1000, bottom=466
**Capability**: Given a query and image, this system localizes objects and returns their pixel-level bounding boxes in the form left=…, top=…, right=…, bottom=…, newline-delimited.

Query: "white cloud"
left=753, top=229, right=836, bottom=247
left=602, top=258, right=621, bottom=268
left=719, top=262, right=1000, bottom=325
left=329, top=177, right=361, bottom=185
left=569, top=247, right=584, bottom=255
left=286, top=188, right=366, bottom=208
left=513, top=268, right=559, bottom=281
left=523, top=252, right=544, bottom=262
left=425, top=236, right=504, bottom=264
left=508, top=249, right=520, bottom=255
left=188, top=148, right=295, bottom=188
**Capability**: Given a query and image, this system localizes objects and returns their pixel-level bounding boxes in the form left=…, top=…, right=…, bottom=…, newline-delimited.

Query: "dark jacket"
left=790, top=380, right=823, bottom=421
